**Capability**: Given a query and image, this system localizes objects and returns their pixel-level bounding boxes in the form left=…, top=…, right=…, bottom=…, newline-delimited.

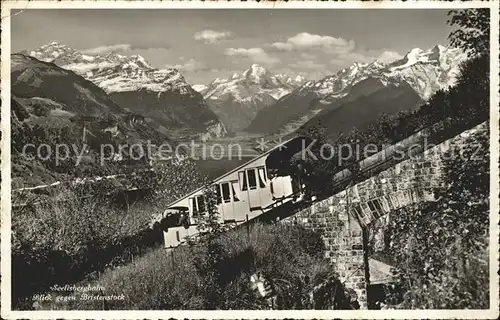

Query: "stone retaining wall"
left=281, top=122, right=487, bottom=309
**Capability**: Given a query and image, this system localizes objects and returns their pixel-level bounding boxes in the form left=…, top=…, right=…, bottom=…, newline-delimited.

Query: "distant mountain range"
left=19, top=42, right=467, bottom=142
left=194, top=64, right=306, bottom=133
left=246, top=45, right=467, bottom=136
left=22, top=42, right=226, bottom=140
left=11, top=53, right=179, bottom=186
left=12, top=42, right=468, bottom=186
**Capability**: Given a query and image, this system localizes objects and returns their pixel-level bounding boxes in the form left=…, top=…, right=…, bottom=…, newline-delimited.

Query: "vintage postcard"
left=1, top=0, right=499, bottom=319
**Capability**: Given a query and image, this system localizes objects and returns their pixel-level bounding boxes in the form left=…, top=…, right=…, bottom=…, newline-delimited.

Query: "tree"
left=453, top=54, right=490, bottom=122
left=144, top=160, right=208, bottom=208
left=289, top=122, right=335, bottom=195
left=32, top=102, right=50, bottom=117
left=447, top=9, right=490, bottom=57
left=195, top=187, right=227, bottom=242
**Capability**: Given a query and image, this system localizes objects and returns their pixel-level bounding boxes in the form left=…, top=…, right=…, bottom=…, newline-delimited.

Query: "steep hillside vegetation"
left=34, top=223, right=357, bottom=310
left=11, top=54, right=174, bottom=187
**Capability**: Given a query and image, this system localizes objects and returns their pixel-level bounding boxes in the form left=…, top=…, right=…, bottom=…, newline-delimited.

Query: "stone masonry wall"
left=280, top=122, right=487, bottom=309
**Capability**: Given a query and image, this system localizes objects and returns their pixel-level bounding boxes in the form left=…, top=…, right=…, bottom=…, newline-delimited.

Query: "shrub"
left=11, top=185, right=161, bottom=308
left=32, top=102, right=51, bottom=117
left=386, top=126, right=489, bottom=309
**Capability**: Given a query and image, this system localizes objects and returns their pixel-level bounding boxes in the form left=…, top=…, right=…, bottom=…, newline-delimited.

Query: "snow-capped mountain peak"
left=40, top=41, right=67, bottom=50
left=431, top=44, right=446, bottom=53
left=368, top=60, right=385, bottom=68
left=204, top=64, right=307, bottom=102
left=242, top=64, right=272, bottom=84
left=28, top=41, right=83, bottom=65
left=192, top=84, right=208, bottom=93
left=200, top=65, right=308, bottom=132
left=294, top=75, right=306, bottom=83
left=128, top=54, right=153, bottom=69
left=245, top=63, right=267, bottom=74
left=22, top=42, right=227, bottom=139
left=388, top=45, right=458, bottom=72
left=389, top=47, right=426, bottom=70
left=246, top=44, right=468, bottom=135
left=22, top=43, right=191, bottom=93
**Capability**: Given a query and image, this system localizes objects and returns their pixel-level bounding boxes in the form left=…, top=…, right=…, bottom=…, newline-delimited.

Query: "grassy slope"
left=36, top=223, right=351, bottom=310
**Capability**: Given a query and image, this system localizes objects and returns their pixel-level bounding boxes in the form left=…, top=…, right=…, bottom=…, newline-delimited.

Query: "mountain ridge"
left=22, top=42, right=227, bottom=140
left=198, top=63, right=306, bottom=132
left=11, top=53, right=178, bottom=187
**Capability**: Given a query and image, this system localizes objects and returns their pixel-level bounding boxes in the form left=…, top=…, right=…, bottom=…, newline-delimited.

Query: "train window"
left=361, top=203, right=370, bottom=215
left=371, top=199, right=384, bottom=219
left=190, top=198, right=197, bottom=216
left=353, top=205, right=365, bottom=218
left=368, top=201, right=376, bottom=212
left=231, top=182, right=240, bottom=202
left=196, top=196, right=206, bottom=214
left=189, top=198, right=195, bottom=214
left=247, top=168, right=257, bottom=189
left=221, top=182, right=231, bottom=203
left=258, top=167, right=267, bottom=188
left=191, top=196, right=206, bottom=217
left=239, top=171, right=248, bottom=191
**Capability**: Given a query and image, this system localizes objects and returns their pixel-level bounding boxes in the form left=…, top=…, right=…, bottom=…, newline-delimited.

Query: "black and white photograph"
left=1, top=0, right=498, bottom=318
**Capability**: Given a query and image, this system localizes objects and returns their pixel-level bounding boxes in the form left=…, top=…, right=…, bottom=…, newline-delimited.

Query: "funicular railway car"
left=153, top=136, right=314, bottom=248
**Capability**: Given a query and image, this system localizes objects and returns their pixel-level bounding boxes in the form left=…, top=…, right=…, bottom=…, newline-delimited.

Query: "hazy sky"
left=11, top=9, right=454, bottom=84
